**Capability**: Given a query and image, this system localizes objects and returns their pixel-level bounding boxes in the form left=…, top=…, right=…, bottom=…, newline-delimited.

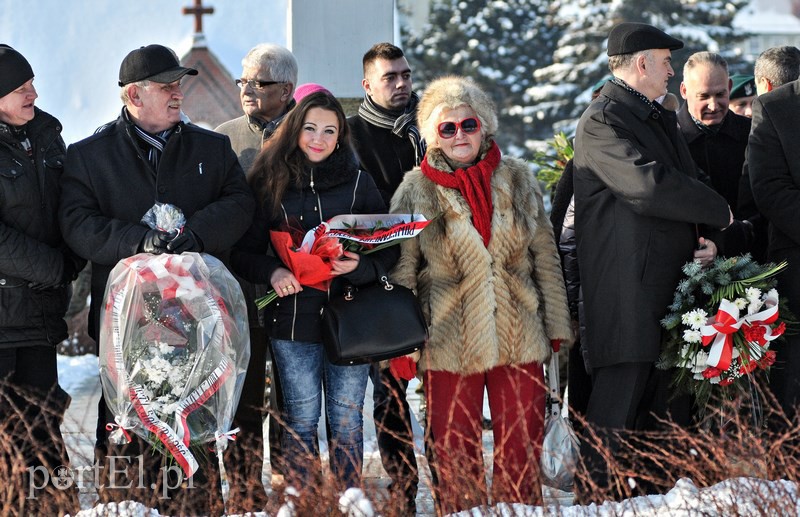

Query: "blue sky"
left=1, top=0, right=286, bottom=143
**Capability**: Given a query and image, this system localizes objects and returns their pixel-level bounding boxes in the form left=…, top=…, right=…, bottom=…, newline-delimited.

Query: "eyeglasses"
left=235, top=78, right=286, bottom=90
left=437, top=117, right=481, bottom=139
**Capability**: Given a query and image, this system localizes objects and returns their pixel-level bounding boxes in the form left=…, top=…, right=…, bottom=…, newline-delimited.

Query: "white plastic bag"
left=541, top=351, right=580, bottom=491
left=98, top=204, right=250, bottom=477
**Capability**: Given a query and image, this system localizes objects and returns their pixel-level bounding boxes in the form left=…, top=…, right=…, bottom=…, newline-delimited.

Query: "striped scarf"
left=358, top=92, right=426, bottom=165
left=124, top=108, right=174, bottom=170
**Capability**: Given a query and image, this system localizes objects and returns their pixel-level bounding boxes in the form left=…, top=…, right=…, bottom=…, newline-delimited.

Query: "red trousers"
left=425, top=362, right=545, bottom=513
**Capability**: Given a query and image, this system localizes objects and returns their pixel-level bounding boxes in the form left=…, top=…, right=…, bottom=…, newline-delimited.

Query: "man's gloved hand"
left=138, top=229, right=172, bottom=254
left=166, top=229, right=203, bottom=254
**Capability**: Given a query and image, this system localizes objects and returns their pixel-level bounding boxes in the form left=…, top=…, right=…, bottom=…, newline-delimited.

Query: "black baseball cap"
left=607, top=22, right=684, bottom=57
left=118, top=44, right=198, bottom=87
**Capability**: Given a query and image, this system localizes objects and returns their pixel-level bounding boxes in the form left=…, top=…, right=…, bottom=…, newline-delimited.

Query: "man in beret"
left=59, top=44, right=254, bottom=512
left=0, top=44, right=83, bottom=510
left=729, top=74, right=756, bottom=118
left=573, top=22, right=732, bottom=501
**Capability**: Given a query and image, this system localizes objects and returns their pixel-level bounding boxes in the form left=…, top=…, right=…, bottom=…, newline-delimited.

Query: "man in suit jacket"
left=748, top=78, right=800, bottom=430
left=573, top=23, right=731, bottom=501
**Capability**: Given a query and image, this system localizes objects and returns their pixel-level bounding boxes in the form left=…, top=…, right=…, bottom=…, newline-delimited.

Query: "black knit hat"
left=0, top=45, right=34, bottom=98
left=607, top=22, right=684, bottom=57
left=118, top=44, right=197, bottom=87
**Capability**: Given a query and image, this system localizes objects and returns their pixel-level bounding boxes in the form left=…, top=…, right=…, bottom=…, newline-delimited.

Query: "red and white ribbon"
left=742, top=291, right=781, bottom=346
left=701, top=299, right=743, bottom=371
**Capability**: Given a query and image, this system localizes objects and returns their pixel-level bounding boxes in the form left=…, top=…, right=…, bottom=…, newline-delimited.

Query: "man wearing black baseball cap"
left=573, top=23, right=733, bottom=502
left=59, top=44, right=254, bottom=512
left=0, top=44, right=83, bottom=511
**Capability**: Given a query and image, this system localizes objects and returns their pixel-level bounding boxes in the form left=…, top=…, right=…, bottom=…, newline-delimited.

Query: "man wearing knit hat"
left=0, top=44, right=83, bottom=510
left=573, top=23, right=732, bottom=502
left=59, top=44, right=254, bottom=512
left=214, top=43, right=297, bottom=506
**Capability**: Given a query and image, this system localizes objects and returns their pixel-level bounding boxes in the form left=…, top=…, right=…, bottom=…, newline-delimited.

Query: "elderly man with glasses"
left=214, top=43, right=298, bottom=509
left=216, top=43, right=298, bottom=174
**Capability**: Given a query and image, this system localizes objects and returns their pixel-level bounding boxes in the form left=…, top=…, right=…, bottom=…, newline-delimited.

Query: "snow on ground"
left=58, top=354, right=99, bottom=394
left=68, top=478, right=799, bottom=516
left=59, top=354, right=800, bottom=516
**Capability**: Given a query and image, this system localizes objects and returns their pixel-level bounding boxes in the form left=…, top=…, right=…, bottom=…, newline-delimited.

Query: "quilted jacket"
left=0, top=108, right=80, bottom=347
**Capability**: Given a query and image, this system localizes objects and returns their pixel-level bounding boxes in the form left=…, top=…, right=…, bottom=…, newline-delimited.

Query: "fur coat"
left=390, top=145, right=573, bottom=374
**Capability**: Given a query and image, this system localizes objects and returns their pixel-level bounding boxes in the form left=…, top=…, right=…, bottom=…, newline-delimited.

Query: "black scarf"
left=358, top=92, right=426, bottom=165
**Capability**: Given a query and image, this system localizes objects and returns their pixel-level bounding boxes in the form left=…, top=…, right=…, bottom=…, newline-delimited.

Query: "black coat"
left=677, top=105, right=750, bottom=212
left=232, top=148, right=398, bottom=343
left=0, top=108, right=83, bottom=347
left=748, top=79, right=800, bottom=417
left=749, top=80, right=800, bottom=257
left=59, top=111, right=255, bottom=340
left=348, top=114, right=418, bottom=206
left=574, top=81, right=730, bottom=368
left=677, top=105, right=754, bottom=256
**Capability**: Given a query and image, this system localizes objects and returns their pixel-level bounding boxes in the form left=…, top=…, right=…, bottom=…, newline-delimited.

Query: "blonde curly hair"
left=417, top=76, right=498, bottom=147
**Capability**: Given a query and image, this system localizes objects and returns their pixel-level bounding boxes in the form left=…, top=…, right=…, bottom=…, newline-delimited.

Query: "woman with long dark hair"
left=232, top=92, right=397, bottom=490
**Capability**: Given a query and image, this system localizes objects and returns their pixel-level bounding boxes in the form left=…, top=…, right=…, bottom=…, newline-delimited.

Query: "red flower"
left=742, top=324, right=766, bottom=343
left=702, top=367, right=723, bottom=379
left=270, top=231, right=341, bottom=291
left=773, top=322, right=786, bottom=337
left=739, top=359, right=758, bottom=375
left=758, top=350, right=777, bottom=368
left=720, top=378, right=734, bottom=386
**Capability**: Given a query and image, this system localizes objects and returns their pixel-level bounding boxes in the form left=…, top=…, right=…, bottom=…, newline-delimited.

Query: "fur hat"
left=0, top=45, right=34, bottom=98
left=417, top=76, right=498, bottom=144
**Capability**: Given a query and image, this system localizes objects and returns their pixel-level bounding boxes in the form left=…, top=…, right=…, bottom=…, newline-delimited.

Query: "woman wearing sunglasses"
left=390, top=76, right=573, bottom=513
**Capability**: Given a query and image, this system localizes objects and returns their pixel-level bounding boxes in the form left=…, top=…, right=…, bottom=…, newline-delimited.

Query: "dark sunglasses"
left=437, top=117, right=481, bottom=139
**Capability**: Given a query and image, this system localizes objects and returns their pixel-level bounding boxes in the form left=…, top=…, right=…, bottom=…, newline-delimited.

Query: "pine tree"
left=402, top=0, right=566, bottom=156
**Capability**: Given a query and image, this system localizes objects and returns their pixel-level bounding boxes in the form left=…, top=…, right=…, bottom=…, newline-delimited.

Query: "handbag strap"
left=547, top=351, right=561, bottom=418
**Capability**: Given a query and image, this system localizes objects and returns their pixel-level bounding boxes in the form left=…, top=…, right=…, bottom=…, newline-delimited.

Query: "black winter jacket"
left=348, top=114, right=418, bottom=206
left=232, top=148, right=399, bottom=343
left=0, top=108, right=83, bottom=347
left=59, top=110, right=255, bottom=340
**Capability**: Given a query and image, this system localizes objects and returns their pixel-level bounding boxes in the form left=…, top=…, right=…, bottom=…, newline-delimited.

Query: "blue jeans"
left=271, top=339, right=370, bottom=487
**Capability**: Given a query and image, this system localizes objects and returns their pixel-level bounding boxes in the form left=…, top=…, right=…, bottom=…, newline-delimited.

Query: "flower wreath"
left=657, top=254, right=791, bottom=413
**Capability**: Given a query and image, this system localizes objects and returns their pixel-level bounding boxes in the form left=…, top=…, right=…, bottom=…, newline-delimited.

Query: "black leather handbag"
left=320, top=274, right=427, bottom=365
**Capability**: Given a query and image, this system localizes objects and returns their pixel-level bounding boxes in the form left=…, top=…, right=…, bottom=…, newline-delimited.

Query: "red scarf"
left=421, top=141, right=501, bottom=247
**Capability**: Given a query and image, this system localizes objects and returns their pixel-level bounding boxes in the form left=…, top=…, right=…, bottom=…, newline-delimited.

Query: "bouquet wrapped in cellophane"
left=99, top=204, right=250, bottom=477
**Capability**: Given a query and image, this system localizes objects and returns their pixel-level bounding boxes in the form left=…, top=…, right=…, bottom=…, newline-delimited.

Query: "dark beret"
left=730, top=74, right=756, bottom=99
left=607, top=22, right=684, bottom=57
